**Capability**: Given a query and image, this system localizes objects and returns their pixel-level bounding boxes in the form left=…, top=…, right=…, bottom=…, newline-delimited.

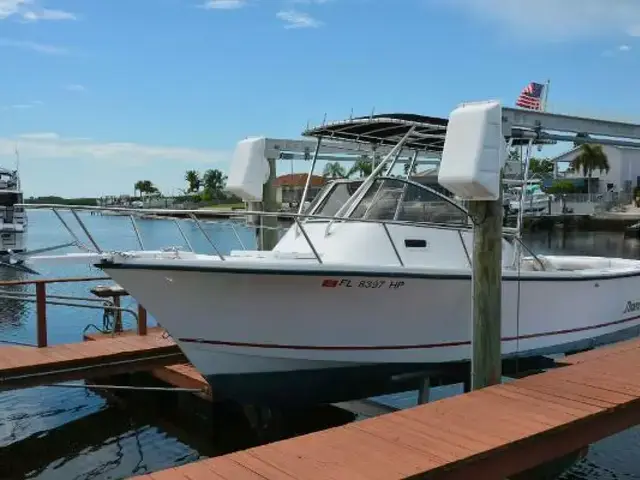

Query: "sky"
left=2, top=0, right=640, bottom=197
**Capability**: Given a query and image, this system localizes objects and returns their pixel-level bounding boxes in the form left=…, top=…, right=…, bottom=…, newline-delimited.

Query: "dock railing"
left=0, top=277, right=149, bottom=347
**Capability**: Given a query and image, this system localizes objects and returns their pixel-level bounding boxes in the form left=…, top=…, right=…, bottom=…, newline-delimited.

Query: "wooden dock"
left=0, top=328, right=185, bottom=390
left=0, top=277, right=188, bottom=391
left=85, top=327, right=211, bottom=399
left=129, top=337, right=640, bottom=480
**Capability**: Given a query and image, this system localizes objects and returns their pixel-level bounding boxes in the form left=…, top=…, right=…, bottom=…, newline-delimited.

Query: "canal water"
left=0, top=210, right=638, bottom=479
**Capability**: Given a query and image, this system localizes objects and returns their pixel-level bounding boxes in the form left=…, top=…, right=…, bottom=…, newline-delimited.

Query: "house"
left=274, top=173, right=326, bottom=206
left=552, top=145, right=640, bottom=193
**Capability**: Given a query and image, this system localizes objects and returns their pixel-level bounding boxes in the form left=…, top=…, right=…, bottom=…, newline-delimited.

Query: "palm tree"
left=570, top=143, right=610, bottom=199
left=134, top=180, right=158, bottom=196
left=322, top=162, right=346, bottom=179
left=133, top=180, right=145, bottom=198
left=347, top=155, right=374, bottom=178
left=184, top=170, right=201, bottom=193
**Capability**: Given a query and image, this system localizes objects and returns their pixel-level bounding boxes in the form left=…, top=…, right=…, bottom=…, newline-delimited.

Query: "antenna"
left=349, top=107, right=354, bottom=120
left=14, top=146, right=20, bottom=190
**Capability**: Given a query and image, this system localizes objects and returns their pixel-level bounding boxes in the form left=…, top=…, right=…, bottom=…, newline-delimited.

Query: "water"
left=1, top=212, right=639, bottom=479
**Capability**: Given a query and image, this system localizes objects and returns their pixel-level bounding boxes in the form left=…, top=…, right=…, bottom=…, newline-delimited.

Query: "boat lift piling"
left=468, top=191, right=504, bottom=390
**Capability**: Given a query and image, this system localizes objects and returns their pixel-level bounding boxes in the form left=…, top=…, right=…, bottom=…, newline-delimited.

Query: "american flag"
left=516, top=82, right=545, bottom=110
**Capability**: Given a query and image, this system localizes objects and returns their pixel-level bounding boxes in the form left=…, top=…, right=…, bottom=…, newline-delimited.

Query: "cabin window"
left=310, top=181, right=363, bottom=217
left=395, top=182, right=467, bottom=225
left=404, top=239, right=427, bottom=248
left=0, top=193, right=20, bottom=208
left=347, top=178, right=468, bottom=226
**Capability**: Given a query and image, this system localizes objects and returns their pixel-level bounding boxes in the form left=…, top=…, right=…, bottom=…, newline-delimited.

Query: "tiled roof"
left=273, top=173, right=326, bottom=187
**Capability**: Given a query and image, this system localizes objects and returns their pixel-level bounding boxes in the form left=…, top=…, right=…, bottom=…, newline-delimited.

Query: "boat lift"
left=501, top=106, right=640, bottom=146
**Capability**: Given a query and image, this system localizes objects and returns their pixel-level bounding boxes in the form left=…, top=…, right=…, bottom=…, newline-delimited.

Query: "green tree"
left=347, top=155, right=374, bottom=178
left=570, top=142, right=610, bottom=198
left=134, top=180, right=158, bottom=196
left=202, top=168, right=228, bottom=200
left=322, top=162, right=346, bottom=179
left=546, top=180, right=576, bottom=195
left=133, top=180, right=144, bottom=197
left=528, top=157, right=554, bottom=176
left=184, top=170, right=201, bottom=193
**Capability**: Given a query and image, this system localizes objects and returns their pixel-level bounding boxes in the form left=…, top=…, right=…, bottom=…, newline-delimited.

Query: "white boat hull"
left=100, top=261, right=640, bottom=405
left=0, top=230, right=26, bottom=253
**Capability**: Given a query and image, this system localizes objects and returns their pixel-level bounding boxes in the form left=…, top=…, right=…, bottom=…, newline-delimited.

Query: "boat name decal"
left=321, top=279, right=405, bottom=289
left=624, top=300, right=640, bottom=314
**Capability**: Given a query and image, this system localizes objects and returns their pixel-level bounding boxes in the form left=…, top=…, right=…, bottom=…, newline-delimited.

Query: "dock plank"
left=129, top=337, right=640, bottom=480
left=0, top=329, right=185, bottom=390
left=560, top=338, right=640, bottom=365
left=84, top=329, right=210, bottom=397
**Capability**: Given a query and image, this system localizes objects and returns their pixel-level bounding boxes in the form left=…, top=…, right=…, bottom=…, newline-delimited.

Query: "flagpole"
left=14, top=146, right=21, bottom=190
left=542, top=79, right=551, bottom=112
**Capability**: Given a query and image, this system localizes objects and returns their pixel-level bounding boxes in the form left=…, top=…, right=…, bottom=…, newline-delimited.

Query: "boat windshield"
left=311, top=177, right=468, bottom=225
left=308, top=180, right=363, bottom=217
left=347, top=177, right=468, bottom=225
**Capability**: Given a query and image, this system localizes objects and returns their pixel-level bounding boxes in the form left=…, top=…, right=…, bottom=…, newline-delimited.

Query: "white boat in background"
left=507, top=181, right=554, bottom=215
left=0, top=167, right=27, bottom=254
left=18, top=100, right=640, bottom=407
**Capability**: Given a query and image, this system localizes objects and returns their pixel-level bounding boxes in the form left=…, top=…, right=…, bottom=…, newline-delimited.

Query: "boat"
left=19, top=100, right=640, bottom=407
left=0, top=166, right=27, bottom=254
left=506, top=181, right=554, bottom=215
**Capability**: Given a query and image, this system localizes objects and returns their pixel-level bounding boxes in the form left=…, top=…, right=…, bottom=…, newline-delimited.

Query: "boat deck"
left=130, top=337, right=640, bottom=479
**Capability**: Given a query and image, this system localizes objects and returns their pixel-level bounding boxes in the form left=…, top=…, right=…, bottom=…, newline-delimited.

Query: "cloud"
left=276, top=10, right=322, bottom=28
left=1, top=100, right=43, bottom=110
left=440, top=0, right=640, bottom=40
left=200, top=0, right=246, bottom=9
left=0, top=38, right=69, bottom=55
left=603, top=43, right=633, bottom=56
left=65, top=84, right=86, bottom=92
left=0, top=133, right=231, bottom=165
left=0, top=0, right=76, bottom=22
left=19, top=132, right=58, bottom=139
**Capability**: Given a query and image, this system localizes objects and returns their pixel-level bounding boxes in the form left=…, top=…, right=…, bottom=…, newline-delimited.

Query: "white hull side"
left=101, top=266, right=640, bottom=377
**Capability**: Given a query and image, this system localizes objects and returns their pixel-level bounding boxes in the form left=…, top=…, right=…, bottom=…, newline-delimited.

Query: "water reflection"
left=525, top=230, right=640, bottom=259
left=0, top=269, right=31, bottom=345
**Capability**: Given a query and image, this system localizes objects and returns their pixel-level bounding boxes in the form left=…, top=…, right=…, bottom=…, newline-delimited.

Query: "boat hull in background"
left=0, top=230, right=26, bottom=253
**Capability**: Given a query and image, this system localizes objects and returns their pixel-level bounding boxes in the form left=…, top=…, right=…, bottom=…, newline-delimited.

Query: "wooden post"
left=469, top=189, right=503, bottom=390
left=417, top=377, right=430, bottom=404
left=137, top=304, right=148, bottom=336
left=112, top=295, right=122, bottom=333
left=259, top=157, right=279, bottom=251
left=35, top=282, right=47, bottom=348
